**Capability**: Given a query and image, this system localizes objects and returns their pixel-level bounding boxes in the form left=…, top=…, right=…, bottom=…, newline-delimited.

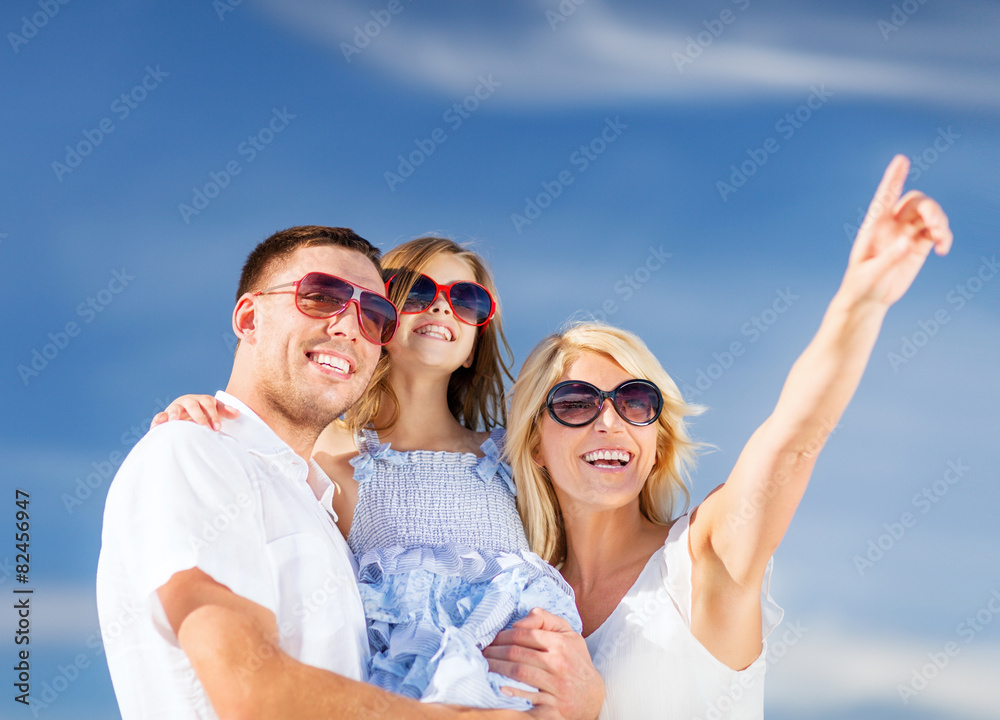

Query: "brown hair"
left=341, top=236, right=514, bottom=433
left=506, top=322, right=704, bottom=565
left=236, top=226, right=382, bottom=300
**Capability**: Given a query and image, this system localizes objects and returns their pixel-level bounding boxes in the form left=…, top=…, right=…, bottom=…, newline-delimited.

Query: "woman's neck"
left=561, top=501, right=669, bottom=594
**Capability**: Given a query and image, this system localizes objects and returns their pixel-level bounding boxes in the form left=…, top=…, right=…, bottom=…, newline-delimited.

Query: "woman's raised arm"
left=691, top=155, right=952, bottom=656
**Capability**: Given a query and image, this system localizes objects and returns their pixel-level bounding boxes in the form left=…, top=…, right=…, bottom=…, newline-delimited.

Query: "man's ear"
left=233, top=295, right=257, bottom=345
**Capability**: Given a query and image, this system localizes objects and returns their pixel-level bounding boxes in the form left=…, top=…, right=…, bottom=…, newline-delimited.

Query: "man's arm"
left=159, top=568, right=527, bottom=720
left=161, top=569, right=605, bottom=719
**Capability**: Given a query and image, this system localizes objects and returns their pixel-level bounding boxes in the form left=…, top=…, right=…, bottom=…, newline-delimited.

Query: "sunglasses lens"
left=614, top=381, right=661, bottom=425
left=547, top=380, right=662, bottom=427
left=399, top=274, right=438, bottom=313
left=448, top=282, right=494, bottom=326
left=299, top=273, right=397, bottom=345
left=548, top=383, right=602, bottom=426
left=296, top=273, right=353, bottom=317
left=358, top=295, right=398, bottom=344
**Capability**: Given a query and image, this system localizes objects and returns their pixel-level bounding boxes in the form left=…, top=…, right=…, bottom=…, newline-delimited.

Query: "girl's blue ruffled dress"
left=348, top=427, right=581, bottom=709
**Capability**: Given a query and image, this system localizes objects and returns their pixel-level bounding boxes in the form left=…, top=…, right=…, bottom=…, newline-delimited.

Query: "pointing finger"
left=868, top=154, right=910, bottom=221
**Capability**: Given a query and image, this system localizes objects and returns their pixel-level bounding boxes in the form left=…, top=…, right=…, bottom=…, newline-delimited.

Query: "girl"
left=155, top=237, right=582, bottom=711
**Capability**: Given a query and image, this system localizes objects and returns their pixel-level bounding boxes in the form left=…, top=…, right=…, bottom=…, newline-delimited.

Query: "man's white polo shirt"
left=96, top=391, right=369, bottom=719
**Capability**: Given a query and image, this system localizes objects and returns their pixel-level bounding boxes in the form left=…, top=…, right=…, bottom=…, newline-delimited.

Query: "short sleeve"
left=102, top=422, right=277, bottom=618
left=660, top=513, right=783, bottom=642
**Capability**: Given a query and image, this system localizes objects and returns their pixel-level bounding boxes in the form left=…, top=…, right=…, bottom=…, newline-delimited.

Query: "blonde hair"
left=341, top=236, right=514, bottom=433
left=506, top=322, right=704, bottom=564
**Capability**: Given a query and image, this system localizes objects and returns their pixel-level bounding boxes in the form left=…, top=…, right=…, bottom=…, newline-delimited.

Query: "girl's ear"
left=462, top=345, right=475, bottom=369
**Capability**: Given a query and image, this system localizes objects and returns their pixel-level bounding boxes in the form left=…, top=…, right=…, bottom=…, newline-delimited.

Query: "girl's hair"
left=341, top=236, right=514, bottom=433
left=505, top=321, right=704, bottom=565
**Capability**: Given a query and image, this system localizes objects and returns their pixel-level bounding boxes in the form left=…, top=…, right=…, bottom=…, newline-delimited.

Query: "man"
left=96, top=226, right=601, bottom=719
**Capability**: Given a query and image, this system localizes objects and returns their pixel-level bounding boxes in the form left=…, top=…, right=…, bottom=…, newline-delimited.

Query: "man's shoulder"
left=109, top=421, right=256, bottom=502
left=131, top=421, right=245, bottom=463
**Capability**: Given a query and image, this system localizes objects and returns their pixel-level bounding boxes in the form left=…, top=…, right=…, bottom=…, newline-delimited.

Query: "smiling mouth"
left=308, top=352, right=351, bottom=374
left=581, top=450, right=633, bottom=468
left=414, top=324, right=454, bottom=341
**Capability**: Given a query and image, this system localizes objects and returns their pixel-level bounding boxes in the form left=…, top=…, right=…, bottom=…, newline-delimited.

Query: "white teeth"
left=582, top=450, right=632, bottom=465
left=311, top=353, right=350, bottom=373
left=414, top=324, right=453, bottom=341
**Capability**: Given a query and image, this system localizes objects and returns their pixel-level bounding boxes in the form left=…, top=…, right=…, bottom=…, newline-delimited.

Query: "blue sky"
left=1, top=1, right=998, bottom=717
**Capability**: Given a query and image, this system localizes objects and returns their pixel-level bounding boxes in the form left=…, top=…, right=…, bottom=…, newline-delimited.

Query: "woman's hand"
left=150, top=395, right=239, bottom=432
left=841, top=154, right=952, bottom=309
left=484, top=608, right=603, bottom=720
left=690, top=155, right=952, bottom=668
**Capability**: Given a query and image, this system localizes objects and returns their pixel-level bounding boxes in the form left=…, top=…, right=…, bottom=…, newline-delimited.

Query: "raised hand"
left=150, top=395, right=239, bottom=431
left=843, top=154, right=952, bottom=307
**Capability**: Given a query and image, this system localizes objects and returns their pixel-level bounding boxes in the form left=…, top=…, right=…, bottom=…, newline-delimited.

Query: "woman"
left=483, top=155, right=951, bottom=718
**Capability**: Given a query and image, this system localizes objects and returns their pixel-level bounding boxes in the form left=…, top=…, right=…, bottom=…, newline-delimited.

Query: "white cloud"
left=23, top=585, right=1000, bottom=719
left=256, top=0, right=1000, bottom=109
left=768, top=621, right=1000, bottom=719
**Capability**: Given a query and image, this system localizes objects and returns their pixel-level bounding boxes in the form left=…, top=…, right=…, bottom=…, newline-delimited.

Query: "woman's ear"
left=530, top=442, right=545, bottom=469
left=233, top=295, right=257, bottom=345
left=462, top=345, right=475, bottom=369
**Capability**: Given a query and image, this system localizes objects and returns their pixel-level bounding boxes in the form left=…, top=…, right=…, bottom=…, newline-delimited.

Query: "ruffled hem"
left=368, top=625, right=534, bottom=710
left=358, top=545, right=581, bottom=707
left=358, top=544, right=561, bottom=584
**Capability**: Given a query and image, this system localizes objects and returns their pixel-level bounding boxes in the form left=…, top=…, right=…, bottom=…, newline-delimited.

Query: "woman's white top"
left=584, top=513, right=783, bottom=720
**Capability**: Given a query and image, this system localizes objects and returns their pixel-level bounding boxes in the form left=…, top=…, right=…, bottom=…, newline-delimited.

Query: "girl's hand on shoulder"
left=484, top=608, right=603, bottom=720
left=150, top=395, right=239, bottom=432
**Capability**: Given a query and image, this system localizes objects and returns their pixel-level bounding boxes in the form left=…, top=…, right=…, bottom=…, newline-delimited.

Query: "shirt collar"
left=215, top=391, right=338, bottom=510
left=215, top=390, right=298, bottom=457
